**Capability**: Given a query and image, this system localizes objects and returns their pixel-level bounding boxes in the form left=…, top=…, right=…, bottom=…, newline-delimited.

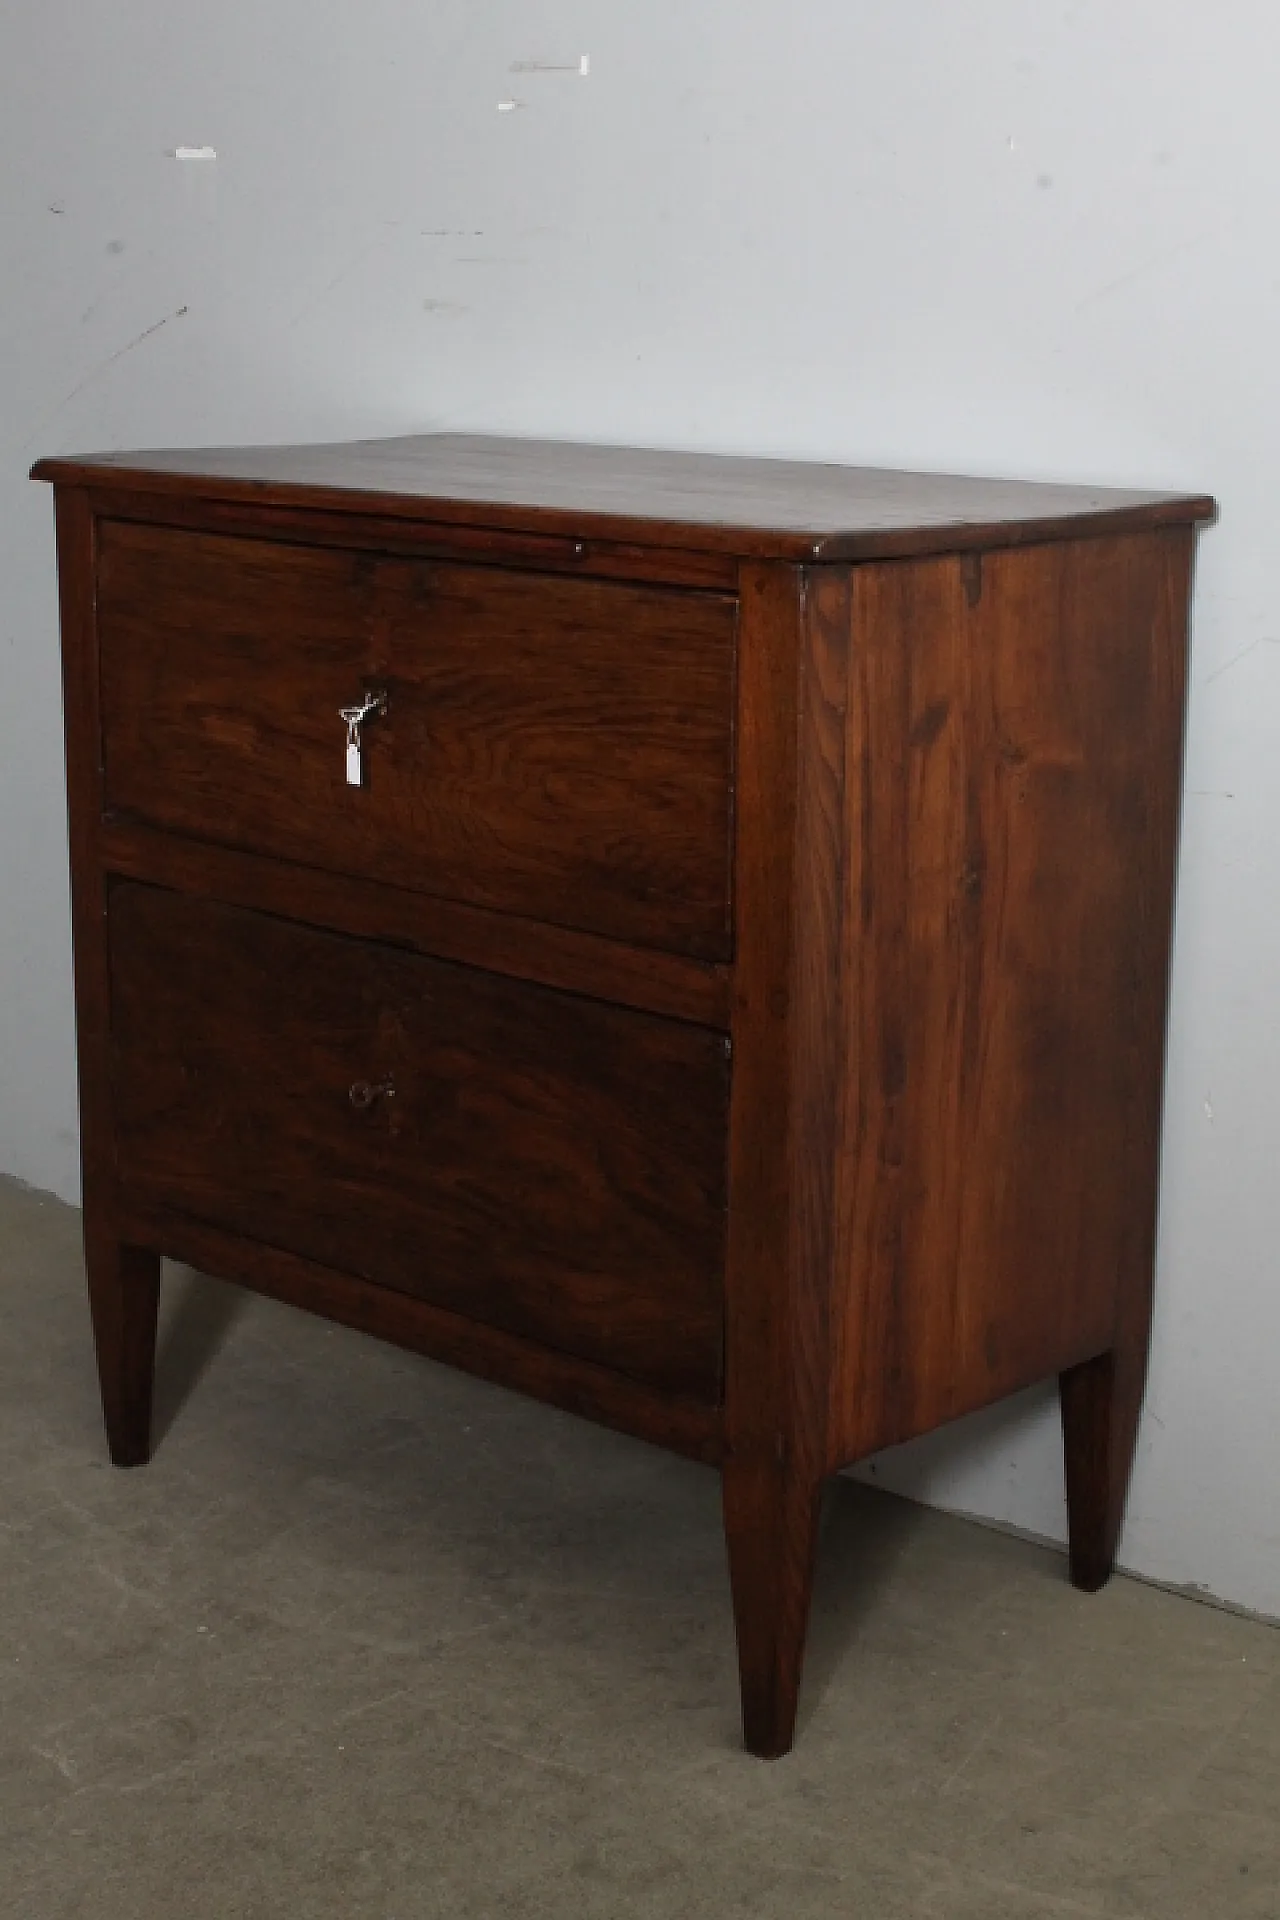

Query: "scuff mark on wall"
left=510, top=55, right=590, bottom=75
left=1074, top=235, right=1209, bottom=314
left=81, top=244, right=159, bottom=325
left=287, top=238, right=388, bottom=329
left=1201, top=636, right=1278, bottom=687
left=77, top=305, right=188, bottom=371
left=23, top=305, right=189, bottom=447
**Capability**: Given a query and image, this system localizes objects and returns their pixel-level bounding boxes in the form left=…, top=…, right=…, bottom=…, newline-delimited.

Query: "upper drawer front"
left=109, top=883, right=730, bottom=1402
left=97, top=523, right=736, bottom=961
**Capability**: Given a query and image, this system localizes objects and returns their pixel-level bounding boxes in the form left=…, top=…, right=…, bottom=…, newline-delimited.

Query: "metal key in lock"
left=339, top=687, right=388, bottom=788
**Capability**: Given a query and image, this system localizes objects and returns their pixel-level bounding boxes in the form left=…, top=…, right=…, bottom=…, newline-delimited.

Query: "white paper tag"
left=346, top=740, right=362, bottom=787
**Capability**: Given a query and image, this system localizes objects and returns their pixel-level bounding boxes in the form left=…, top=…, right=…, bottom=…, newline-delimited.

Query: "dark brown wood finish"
left=34, top=434, right=1214, bottom=561
left=52, top=489, right=163, bottom=1467
left=100, top=821, right=731, bottom=1027
left=117, top=1205, right=724, bottom=1465
left=1057, top=529, right=1195, bottom=1592
left=98, top=522, right=736, bottom=960
left=721, top=563, right=857, bottom=1756
left=37, top=432, right=1212, bottom=1758
left=721, top=562, right=819, bottom=1759
left=827, top=533, right=1195, bottom=1469
left=88, top=487, right=740, bottom=591
left=110, top=884, right=731, bottom=1400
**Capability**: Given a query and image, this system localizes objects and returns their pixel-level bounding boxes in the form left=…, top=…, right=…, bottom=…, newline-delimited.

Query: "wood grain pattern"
left=33, top=433, right=1210, bottom=1759
left=118, top=1205, right=724, bottom=1465
left=110, top=884, right=731, bottom=1400
left=101, top=820, right=732, bottom=1028
left=98, top=521, right=736, bottom=960
left=33, top=433, right=1214, bottom=562
left=721, top=562, right=840, bottom=1758
left=88, top=487, right=740, bottom=591
left=1059, top=528, right=1195, bottom=1589
left=829, top=534, right=1195, bottom=1466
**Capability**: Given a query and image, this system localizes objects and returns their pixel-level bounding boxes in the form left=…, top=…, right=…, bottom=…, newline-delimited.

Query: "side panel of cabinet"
left=829, top=532, right=1194, bottom=1463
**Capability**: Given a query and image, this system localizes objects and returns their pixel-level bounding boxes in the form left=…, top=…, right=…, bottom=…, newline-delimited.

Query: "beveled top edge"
left=31, top=431, right=1217, bottom=562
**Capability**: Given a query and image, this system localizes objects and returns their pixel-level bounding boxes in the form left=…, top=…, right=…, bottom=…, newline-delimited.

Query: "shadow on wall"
left=849, top=1384, right=1068, bottom=1552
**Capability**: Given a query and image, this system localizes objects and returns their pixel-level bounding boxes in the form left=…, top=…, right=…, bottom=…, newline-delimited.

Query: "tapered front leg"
left=723, top=1458, right=826, bottom=1759
left=51, top=489, right=163, bottom=1472
left=719, top=564, right=845, bottom=1759
left=85, top=1226, right=161, bottom=1467
left=1059, top=1344, right=1148, bottom=1592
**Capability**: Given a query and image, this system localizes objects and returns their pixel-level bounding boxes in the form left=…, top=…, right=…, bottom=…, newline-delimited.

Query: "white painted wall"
left=3, top=1, right=1277, bottom=1615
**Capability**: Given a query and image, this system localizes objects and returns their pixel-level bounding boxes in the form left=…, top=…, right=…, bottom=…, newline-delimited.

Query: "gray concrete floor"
left=1, top=1172, right=1277, bottom=1918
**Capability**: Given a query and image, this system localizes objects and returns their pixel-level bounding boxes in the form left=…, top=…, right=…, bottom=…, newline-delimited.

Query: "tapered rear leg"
left=1059, top=1343, right=1148, bottom=1592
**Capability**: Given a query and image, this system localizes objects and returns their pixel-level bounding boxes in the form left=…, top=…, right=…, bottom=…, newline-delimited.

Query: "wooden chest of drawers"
left=34, top=434, right=1213, bottom=1756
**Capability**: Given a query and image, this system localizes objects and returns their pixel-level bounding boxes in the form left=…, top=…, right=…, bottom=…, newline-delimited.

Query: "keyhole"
left=349, top=1076, right=395, bottom=1111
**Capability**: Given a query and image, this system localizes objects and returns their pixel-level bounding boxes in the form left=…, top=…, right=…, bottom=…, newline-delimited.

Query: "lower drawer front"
left=109, top=884, right=729, bottom=1401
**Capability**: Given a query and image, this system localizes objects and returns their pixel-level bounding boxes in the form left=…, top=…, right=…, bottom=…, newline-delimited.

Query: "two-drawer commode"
left=34, top=434, right=1213, bottom=1754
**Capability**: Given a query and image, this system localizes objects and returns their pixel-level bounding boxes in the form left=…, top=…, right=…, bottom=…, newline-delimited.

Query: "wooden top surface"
left=31, top=433, right=1215, bottom=562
